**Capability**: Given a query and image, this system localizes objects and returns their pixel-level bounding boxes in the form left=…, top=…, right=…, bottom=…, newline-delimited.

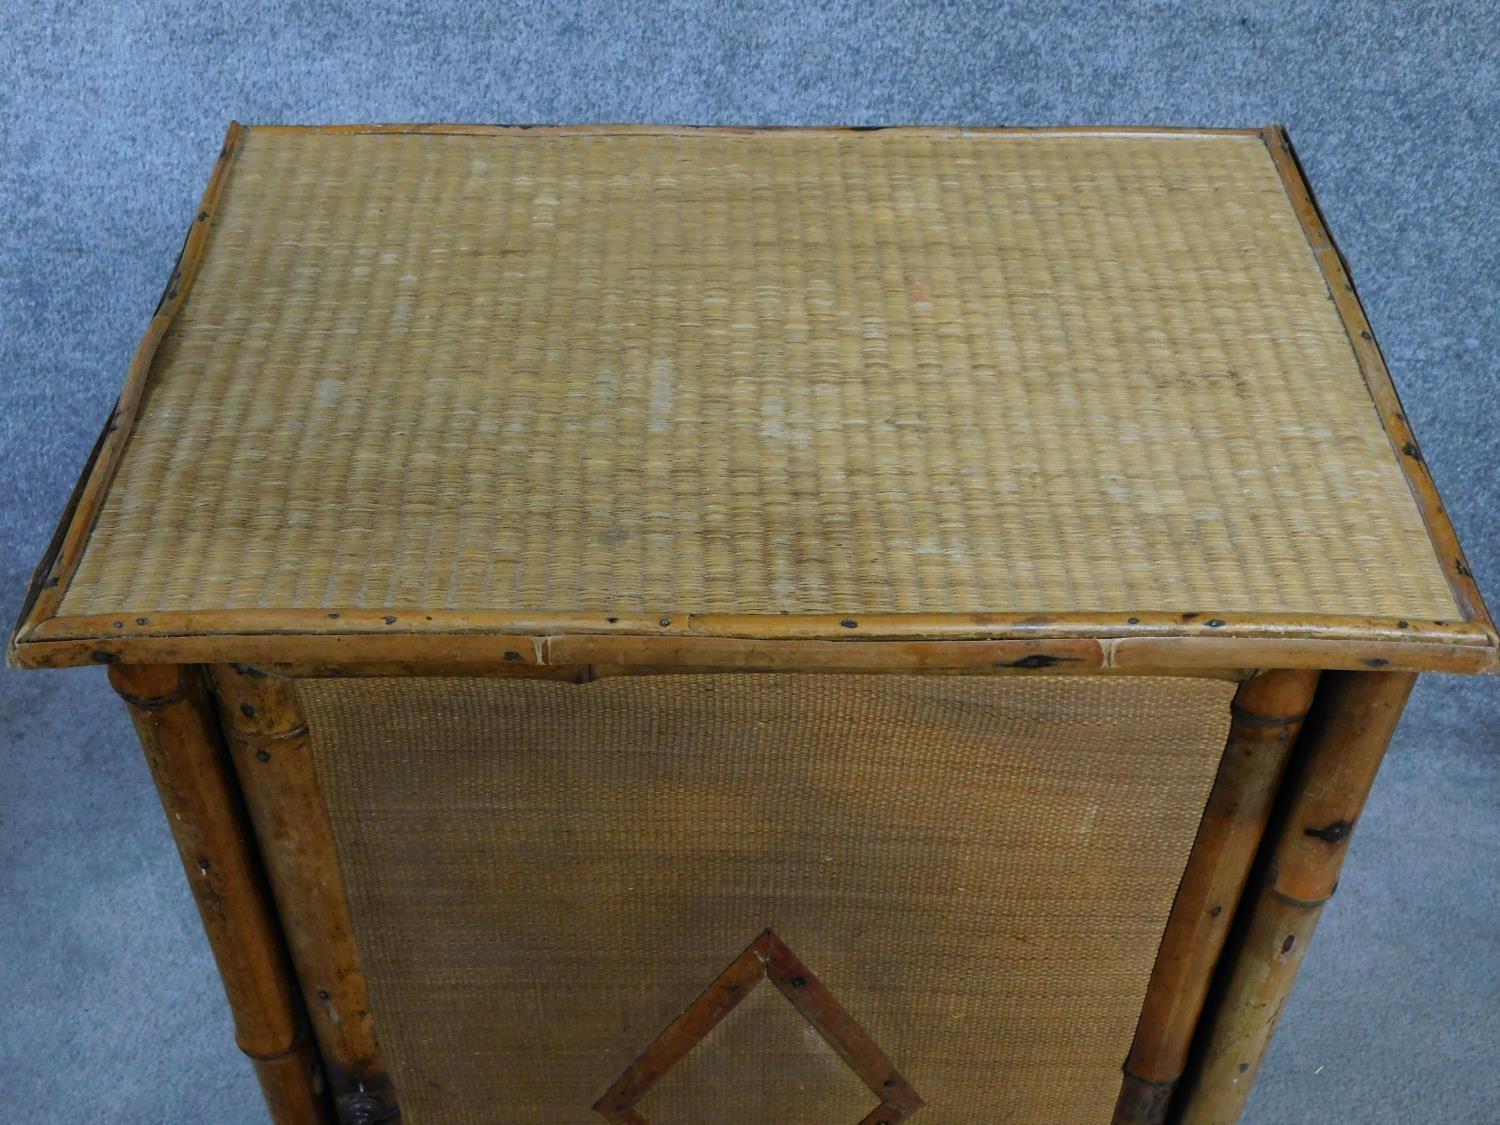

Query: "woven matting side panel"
left=63, top=130, right=1457, bottom=620
left=297, top=673, right=1237, bottom=1124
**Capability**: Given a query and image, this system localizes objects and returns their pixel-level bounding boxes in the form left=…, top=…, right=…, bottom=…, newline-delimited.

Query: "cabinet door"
left=294, top=671, right=1236, bottom=1124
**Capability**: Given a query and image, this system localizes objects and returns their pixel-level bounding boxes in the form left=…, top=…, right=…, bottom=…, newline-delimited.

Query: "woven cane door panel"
left=296, top=673, right=1236, bottom=1124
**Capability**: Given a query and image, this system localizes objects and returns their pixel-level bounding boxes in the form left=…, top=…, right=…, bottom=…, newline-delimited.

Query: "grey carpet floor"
left=2, top=2, right=1496, bottom=1122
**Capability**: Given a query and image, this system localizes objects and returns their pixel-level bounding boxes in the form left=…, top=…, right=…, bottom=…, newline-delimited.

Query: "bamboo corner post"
left=1172, top=670, right=1418, bottom=1124
left=1114, top=668, right=1321, bottom=1124
left=107, top=663, right=329, bottom=1124
left=207, top=663, right=400, bottom=1125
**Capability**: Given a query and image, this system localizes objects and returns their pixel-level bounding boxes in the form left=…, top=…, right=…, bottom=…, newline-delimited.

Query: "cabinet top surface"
left=12, top=124, right=1494, bottom=673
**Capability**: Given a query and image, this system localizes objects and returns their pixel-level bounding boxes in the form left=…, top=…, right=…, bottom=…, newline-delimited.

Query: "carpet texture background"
left=1, top=3, right=1496, bottom=1122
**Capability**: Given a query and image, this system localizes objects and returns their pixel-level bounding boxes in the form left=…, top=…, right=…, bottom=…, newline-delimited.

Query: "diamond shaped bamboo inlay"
left=594, top=929, right=925, bottom=1124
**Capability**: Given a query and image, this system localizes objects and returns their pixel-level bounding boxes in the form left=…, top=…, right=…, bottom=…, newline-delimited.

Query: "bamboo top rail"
left=10, top=124, right=1495, bottom=673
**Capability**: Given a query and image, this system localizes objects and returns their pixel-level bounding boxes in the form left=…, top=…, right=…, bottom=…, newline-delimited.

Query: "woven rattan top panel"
left=59, top=127, right=1458, bottom=622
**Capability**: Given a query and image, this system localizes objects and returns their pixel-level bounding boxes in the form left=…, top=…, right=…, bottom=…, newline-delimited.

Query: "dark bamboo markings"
left=996, top=653, right=1081, bottom=668
left=1174, top=670, right=1417, bottom=1123
left=210, top=663, right=398, bottom=1125
left=1114, top=668, right=1321, bottom=1124
left=108, top=664, right=330, bottom=1122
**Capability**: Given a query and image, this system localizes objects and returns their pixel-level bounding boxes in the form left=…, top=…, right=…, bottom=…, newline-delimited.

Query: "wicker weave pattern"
left=64, top=130, right=1454, bottom=619
left=298, top=672, right=1236, bottom=1124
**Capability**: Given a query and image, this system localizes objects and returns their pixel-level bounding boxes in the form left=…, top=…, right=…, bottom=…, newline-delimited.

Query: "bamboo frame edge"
left=9, top=121, right=247, bottom=657
left=9, top=619, right=1494, bottom=673
left=1259, top=125, right=1496, bottom=654
left=7, top=411, right=114, bottom=668
left=22, top=608, right=1494, bottom=645
left=244, top=121, right=1267, bottom=139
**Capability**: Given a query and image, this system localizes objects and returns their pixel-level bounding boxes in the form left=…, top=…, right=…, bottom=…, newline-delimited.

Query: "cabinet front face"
left=293, top=672, right=1237, bottom=1124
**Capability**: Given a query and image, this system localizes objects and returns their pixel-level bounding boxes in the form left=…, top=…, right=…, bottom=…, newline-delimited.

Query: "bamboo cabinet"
left=10, top=123, right=1495, bottom=1125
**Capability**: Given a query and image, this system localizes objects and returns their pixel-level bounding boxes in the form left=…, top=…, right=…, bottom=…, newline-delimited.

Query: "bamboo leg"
left=1113, top=669, right=1320, bottom=1123
left=207, top=663, right=399, bottom=1125
left=1172, top=670, right=1417, bottom=1124
left=108, top=664, right=330, bottom=1124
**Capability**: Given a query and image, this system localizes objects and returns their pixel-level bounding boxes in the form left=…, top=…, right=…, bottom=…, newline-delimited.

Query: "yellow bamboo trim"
left=247, top=122, right=1266, bottom=139
left=1110, top=635, right=1494, bottom=675
left=8, top=413, right=112, bottom=664
left=9, top=623, right=1492, bottom=674
left=688, top=611, right=1481, bottom=644
left=542, top=634, right=1107, bottom=671
left=1261, top=125, right=1496, bottom=651
left=12, top=122, right=246, bottom=643
left=16, top=634, right=1100, bottom=673
left=256, top=662, right=1246, bottom=681
left=21, top=607, right=1490, bottom=645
